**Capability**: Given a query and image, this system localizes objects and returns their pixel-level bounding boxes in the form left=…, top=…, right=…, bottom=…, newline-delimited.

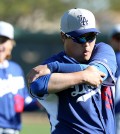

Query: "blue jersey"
left=30, top=42, right=117, bottom=134
left=0, top=60, right=32, bottom=131
left=115, top=52, right=120, bottom=77
left=114, top=52, right=120, bottom=114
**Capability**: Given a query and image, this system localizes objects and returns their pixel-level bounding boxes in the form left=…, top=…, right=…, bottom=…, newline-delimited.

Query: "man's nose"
left=83, top=42, right=90, bottom=47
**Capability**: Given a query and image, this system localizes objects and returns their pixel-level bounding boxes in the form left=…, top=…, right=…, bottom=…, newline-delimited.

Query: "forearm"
left=47, top=63, right=107, bottom=93
left=47, top=61, right=87, bottom=73
left=29, top=64, right=105, bottom=97
left=48, top=71, right=85, bottom=93
left=30, top=71, right=85, bottom=96
left=47, top=61, right=108, bottom=80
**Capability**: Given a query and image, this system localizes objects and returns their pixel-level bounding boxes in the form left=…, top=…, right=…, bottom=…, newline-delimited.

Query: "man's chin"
left=0, top=57, right=5, bottom=63
left=84, top=56, right=90, bottom=61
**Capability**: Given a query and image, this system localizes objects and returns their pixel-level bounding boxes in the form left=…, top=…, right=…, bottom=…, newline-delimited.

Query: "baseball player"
left=27, top=8, right=117, bottom=134
left=0, top=21, right=34, bottom=134
left=109, top=24, right=120, bottom=134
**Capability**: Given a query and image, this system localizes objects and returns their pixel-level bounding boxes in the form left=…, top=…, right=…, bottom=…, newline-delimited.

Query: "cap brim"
left=66, top=28, right=100, bottom=37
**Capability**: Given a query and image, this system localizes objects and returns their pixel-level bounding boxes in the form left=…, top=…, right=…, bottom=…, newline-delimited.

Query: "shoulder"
left=91, top=42, right=117, bottom=75
left=9, top=60, right=21, bottom=67
left=42, top=51, right=65, bottom=64
left=9, top=60, right=23, bottom=71
left=93, top=42, right=116, bottom=58
left=95, top=42, right=114, bottom=51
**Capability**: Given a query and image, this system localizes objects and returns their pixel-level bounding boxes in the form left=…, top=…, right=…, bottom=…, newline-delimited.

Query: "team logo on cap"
left=77, top=15, right=88, bottom=26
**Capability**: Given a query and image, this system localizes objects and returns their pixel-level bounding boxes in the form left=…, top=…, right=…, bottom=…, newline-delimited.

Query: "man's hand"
left=27, top=65, right=50, bottom=83
left=82, top=66, right=106, bottom=87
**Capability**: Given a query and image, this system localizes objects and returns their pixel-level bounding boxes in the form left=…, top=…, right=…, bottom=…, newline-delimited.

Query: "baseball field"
left=21, top=112, right=50, bottom=134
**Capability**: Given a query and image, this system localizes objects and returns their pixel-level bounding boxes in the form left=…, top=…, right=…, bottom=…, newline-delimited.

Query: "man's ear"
left=60, top=32, right=67, bottom=43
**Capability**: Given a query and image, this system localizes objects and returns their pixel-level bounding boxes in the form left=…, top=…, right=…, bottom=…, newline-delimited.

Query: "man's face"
left=0, top=36, right=14, bottom=63
left=63, top=32, right=97, bottom=63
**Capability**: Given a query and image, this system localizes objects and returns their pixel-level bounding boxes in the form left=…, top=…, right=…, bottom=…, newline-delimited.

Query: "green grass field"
left=20, top=112, right=50, bottom=134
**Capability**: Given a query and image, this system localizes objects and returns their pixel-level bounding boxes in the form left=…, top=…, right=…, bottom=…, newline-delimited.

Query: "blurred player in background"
left=0, top=21, right=35, bottom=134
left=109, top=24, right=120, bottom=134
left=109, top=24, right=120, bottom=77
left=27, top=8, right=117, bottom=134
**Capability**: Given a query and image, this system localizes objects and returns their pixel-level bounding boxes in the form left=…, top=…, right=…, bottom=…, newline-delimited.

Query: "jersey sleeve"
left=29, top=62, right=109, bottom=99
left=90, top=42, right=117, bottom=75
left=29, top=74, right=51, bottom=99
left=47, top=61, right=88, bottom=73
left=89, top=42, right=117, bottom=86
left=47, top=61, right=108, bottom=81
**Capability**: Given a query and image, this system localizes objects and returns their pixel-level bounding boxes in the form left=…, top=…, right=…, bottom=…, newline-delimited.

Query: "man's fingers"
left=27, top=73, right=39, bottom=83
left=99, top=72, right=106, bottom=78
left=26, top=71, right=35, bottom=83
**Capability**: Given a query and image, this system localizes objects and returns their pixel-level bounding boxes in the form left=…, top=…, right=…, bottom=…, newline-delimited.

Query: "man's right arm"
left=48, top=66, right=104, bottom=93
left=28, top=66, right=105, bottom=97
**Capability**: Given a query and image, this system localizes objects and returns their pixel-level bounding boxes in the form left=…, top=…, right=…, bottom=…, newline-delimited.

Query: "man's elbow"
left=30, top=78, right=48, bottom=97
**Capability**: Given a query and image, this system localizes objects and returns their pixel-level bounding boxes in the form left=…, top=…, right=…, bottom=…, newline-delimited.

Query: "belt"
left=0, top=128, right=19, bottom=134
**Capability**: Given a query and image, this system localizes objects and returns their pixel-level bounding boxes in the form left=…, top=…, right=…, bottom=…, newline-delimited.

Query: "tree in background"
left=0, top=0, right=119, bottom=32
left=0, top=0, right=74, bottom=29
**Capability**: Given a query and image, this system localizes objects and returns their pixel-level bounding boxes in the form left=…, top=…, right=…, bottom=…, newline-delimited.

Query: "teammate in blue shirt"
left=0, top=21, right=34, bottom=134
left=27, top=8, right=117, bottom=134
left=109, top=24, right=120, bottom=134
